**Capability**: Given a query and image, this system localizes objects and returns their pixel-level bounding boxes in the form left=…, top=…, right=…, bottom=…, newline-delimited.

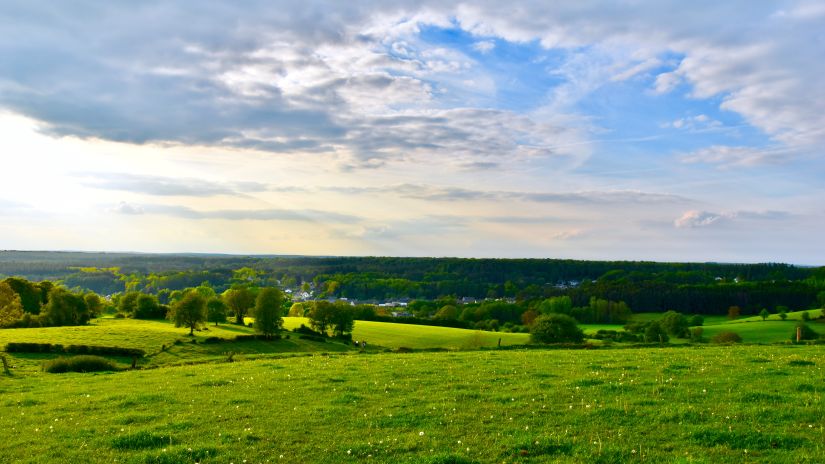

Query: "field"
left=2, top=344, right=824, bottom=463
left=2, top=314, right=825, bottom=463
left=283, top=317, right=530, bottom=349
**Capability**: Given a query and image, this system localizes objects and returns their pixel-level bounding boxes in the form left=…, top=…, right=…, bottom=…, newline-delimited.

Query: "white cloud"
left=472, top=40, right=495, bottom=53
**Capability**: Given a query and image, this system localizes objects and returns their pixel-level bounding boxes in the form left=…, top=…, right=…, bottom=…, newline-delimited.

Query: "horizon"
left=2, top=1, right=824, bottom=263
left=1, top=249, right=821, bottom=268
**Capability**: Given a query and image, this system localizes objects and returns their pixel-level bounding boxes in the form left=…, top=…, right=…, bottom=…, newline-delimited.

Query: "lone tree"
left=759, top=308, right=770, bottom=321
left=206, top=297, right=228, bottom=326
left=727, top=306, right=741, bottom=320
left=530, top=313, right=584, bottom=344
left=170, top=291, right=206, bottom=335
left=223, top=287, right=256, bottom=325
left=254, top=288, right=284, bottom=339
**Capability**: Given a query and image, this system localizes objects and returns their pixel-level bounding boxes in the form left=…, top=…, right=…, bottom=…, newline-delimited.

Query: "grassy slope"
left=283, top=317, right=530, bottom=349
left=2, top=345, right=824, bottom=463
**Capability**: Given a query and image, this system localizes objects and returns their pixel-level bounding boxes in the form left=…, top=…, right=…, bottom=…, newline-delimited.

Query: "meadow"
left=2, top=344, right=824, bottom=463
left=2, top=313, right=824, bottom=463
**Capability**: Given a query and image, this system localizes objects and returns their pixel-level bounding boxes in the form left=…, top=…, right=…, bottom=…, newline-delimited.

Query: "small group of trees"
left=307, top=301, right=356, bottom=338
left=167, top=285, right=285, bottom=337
left=1, top=278, right=103, bottom=328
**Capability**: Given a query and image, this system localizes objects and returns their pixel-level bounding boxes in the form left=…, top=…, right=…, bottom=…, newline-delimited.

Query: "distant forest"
left=1, top=251, right=823, bottom=316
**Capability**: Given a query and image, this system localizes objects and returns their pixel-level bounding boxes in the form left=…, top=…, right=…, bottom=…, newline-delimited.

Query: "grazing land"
left=2, top=344, right=824, bottom=463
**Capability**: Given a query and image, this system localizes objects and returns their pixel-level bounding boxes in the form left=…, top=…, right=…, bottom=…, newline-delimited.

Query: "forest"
left=1, top=251, right=823, bottom=319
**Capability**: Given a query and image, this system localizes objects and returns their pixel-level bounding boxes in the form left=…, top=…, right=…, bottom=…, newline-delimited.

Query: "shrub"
left=644, top=321, right=669, bottom=343
left=690, top=327, right=705, bottom=342
left=660, top=311, right=689, bottom=338
left=792, top=322, right=818, bottom=342
left=689, top=315, right=704, bottom=326
left=43, top=355, right=120, bottom=373
left=530, top=313, right=584, bottom=344
left=801, top=311, right=811, bottom=321
left=711, top=331, right=743, bottom=344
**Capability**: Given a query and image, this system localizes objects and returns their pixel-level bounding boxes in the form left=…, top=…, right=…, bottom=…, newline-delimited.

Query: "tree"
left=2, top=277, right=42, bottom=314
left=288, top=302, right=306, bottom=317
left=223, top=287, right=255, bottom=325
left=206, top=297, right=228, bottom=326
left=118, top=292, right=140, bottom=316
left=83, top=293, right=104, bottom=318
left=801, top=311, right=811, bottom=321
left=308, top=301, right=336, bottom=335
left=254, top=288, right=284, bottom=338
left=660, top=311, right=689, bottom=338
left=170, top=292, right=206, bottom=335
left=433, top=305, right=459, bottom=321
left=759, top=308, right=770, bottom=321
left=529, top=314, right=584, bottom=344
left=330, top=304, right=355, bottom=338
left=0, top=282, right=24, bottom=327
left=779, top=310, right=788, bottom=321
left=644, top=321, right=669, bottom=343
left=689, top=315, right=704, bottom=326
left=41, top=288, right=90, bottom=326
left=727, top=306, right=741, bottom=320
left=521, top=309, right=539, bottom=327
left=135, top=294, right=163, bottom=319
left=538, top=296, right=572, bottom=315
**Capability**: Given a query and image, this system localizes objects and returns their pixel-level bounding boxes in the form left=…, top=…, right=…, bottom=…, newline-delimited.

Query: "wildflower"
left=419, top=431, right=425, bottom=436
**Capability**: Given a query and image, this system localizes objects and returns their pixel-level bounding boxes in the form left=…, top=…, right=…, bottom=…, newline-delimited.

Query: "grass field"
left=283, top=317, right=530, bottom=349
left=2, top=344, right=824, bottom=463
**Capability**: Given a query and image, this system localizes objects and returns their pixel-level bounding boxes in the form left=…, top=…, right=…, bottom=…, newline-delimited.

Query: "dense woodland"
left=1, top=252, right=823, bottom=324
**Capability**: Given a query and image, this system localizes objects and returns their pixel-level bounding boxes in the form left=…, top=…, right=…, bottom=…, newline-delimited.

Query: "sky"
left=1, top=1, right=824, bottom=263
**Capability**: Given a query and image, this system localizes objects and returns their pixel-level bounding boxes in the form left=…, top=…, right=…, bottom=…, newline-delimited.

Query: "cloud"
left=472, top=40, right=495, bottom=53
left=109, top=203, right=361, bottom=223
left=108, top=201, right=145, bottom=215
left=680, top=145, right=799, bottom=167
left=3, top=1, right=821, bottom=169
left=79, top=173, right=268, bottom=197
left=674, top=209, right=790, bottom=228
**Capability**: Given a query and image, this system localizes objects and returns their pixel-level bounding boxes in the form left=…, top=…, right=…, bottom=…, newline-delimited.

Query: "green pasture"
left=698, top=320, right=822, bottom=344
left=283, top=317, right=530, bottom=349
left=2, top=345, right=824, bottom=463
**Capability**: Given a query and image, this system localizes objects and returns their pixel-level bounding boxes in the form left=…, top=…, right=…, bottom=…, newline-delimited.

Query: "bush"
left=711, top=331, right=743, bottom=344
left=43, top=355, right=120, bottom=373
left=792, top=322, right=818, bottom=342
left=644, top=321, right=669, bottom=343
left=5, top=342, right=144, bottom=357
left=660, top=311, right=689, bottom=338
left=690, top=327, right=705, bottom=342
left=530, top=314, right=584, bottom=344
left=689, top=315, right=704, bottom=326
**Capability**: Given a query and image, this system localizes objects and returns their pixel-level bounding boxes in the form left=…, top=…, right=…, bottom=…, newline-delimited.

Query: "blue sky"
left=0, top=1, right=823, bottom=263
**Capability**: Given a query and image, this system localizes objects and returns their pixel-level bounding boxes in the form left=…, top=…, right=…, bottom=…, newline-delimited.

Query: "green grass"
left=698, top=320, right=822, bottom=344
left=1, top=345, right=824, bottom=463
left=0, top=318, right=257, bottom=353
left=283, top=317, right=530, bottom=349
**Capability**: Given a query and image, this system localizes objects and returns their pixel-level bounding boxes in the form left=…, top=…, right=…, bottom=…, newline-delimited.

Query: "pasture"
left=283, top=317, right=530, bottom=350
left=1, top=344, right=824, bottom=463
